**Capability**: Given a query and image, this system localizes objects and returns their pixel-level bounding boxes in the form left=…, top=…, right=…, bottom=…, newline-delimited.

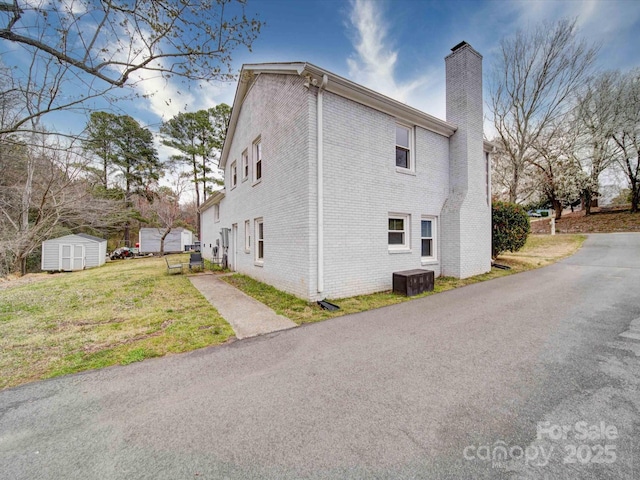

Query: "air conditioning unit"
left=393, top=269, right=434, bottom=296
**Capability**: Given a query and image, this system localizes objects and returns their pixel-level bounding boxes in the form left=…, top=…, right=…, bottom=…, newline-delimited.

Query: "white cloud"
left=499, top=0, right=640, bottom=67
left=345, top=0, right=430, bottom=105
left=59, top=0, right=87, bottom=15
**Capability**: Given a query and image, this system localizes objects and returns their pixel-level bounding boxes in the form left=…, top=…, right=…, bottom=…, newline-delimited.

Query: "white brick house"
left=201, top=42, right=492, bottom=301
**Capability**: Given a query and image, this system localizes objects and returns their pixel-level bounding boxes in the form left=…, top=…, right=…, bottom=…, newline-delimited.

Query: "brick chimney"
left=440, top=41, right=491, bottom=278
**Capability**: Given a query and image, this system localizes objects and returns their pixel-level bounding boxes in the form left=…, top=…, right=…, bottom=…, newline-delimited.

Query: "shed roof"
left=44, top=233, right=105, bottom=244
left=76, top=233, right=106, bottom=243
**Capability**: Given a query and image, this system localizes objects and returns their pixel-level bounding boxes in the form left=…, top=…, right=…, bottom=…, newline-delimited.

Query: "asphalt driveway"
left=1, top=233, right=639, bottom=479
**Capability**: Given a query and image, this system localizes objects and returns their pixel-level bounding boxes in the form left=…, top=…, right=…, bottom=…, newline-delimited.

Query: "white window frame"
left=241, top=149, right=249, bottom=182
left=395, top=123, right=414, bottom=173
left=254, top=217, right=264, bottom=265
left=388, top=213, right=411, bottom=252
left=485, top=151, right=491, bottom=206
left=420, top=216, right=437, bottom=263
left=244, top=219, right=250, bottom=253
left=230, top=160, right=237, bottom=189
left=214, top=204, right=220, bottom=223
left=253, top=137, right=262, bottom=184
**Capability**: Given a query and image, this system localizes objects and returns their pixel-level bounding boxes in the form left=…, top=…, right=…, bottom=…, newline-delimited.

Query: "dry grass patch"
left=0, top=255, right=233, bottom=390
left=497, top=234, right=586, bottom=269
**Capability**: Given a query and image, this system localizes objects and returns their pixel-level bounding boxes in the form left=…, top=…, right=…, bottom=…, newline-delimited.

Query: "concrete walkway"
left=188, top=273, right=297, bottom=339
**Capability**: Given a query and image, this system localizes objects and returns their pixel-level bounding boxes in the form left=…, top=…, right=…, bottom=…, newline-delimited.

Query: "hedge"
left=492, top=201, right=530, bottom=258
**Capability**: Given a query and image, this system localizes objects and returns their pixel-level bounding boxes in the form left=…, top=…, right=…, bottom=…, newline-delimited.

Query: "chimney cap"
left=451, top=41, right=471, bottom=52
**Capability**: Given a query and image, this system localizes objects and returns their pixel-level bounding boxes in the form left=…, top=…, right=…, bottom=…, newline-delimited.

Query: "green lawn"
left=0, top=255, right=233, bottom=390
left=222, top=234, right=586, bottom=325
left=0, top=234, right=585, bottom=390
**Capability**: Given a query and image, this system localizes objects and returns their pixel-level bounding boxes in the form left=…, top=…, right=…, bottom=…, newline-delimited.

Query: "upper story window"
left=253, top=138, right=262, bottom=183
left=214, top=204, right=220, bottom=223
left=396, top=124, right=411, bottom=170
left=242, top=149, right=249, bottom=181
left=230, top=161, right=237, bottom=189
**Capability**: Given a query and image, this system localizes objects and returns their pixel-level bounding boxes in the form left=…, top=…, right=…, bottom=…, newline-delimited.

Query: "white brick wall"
left=201, top=73, right=316, bottom=299
left=203, top=46, right=491, bottom=301
left=320, top=92, right=450, bottom=300
left=441, top=43, right=492, bottom=278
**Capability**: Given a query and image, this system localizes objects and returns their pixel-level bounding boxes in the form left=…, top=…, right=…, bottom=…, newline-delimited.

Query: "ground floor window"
left=244, top=220, right=250, bottom=252
left=388, top=214, right=410, bottom=251
left=255, top=218, right=264, bottom=263
left=421, top=217, right=436, bottom=261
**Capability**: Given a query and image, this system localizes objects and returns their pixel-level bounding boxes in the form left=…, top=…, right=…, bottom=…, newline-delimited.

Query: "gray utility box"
left=393, top=269, right=435, bottom=296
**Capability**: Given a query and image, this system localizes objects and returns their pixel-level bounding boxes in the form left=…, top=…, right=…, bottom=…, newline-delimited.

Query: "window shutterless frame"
left=254, top=218, right=264, bottom=264
left=253, top=138, right=262, bottom=184
left=230, top=161, right=237, bottom=189
left=395, top=123, right=412, bottom=171
left=420, top=217, right=437, bottom=262
left=244, top=220, right=250, bottom=252
left=388, top=213, right=410, bottom=251
left=242, top=149, right=249, bottom=181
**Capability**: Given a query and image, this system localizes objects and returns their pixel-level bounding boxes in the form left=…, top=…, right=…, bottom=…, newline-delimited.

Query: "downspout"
left=317, top=74, right=328, bottom=294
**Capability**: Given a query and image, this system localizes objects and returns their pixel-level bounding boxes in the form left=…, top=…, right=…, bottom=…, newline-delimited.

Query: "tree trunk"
left=509, top=169, right=519, bottom=203
left=632, top=181, right=639, bottom=213
left=192, top=155, right=201, bottom=242
left=583, top=190, right=592, bottom=216
left=160, top=228, right=171, bottom=255
left=124, top=169, right=131, bottom=247
left=553, top=199, right=563, bottom=220
left=14, top=255, right=27, bottom=276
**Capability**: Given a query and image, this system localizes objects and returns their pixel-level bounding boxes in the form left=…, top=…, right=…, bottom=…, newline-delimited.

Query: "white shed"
left=41, top=233, right=107, bottom=271
left=138, top=228, right=194, bottom=254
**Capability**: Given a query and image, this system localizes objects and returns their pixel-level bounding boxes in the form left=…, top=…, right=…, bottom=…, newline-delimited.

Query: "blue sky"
left=8, top=0, right=640, bottom=155
left=135, top=0, right=640, bottom=143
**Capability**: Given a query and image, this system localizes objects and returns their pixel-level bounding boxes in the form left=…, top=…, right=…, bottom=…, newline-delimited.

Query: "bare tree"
left=490, top=18, right=597, bottom=203
left=0, top=0, right=261, bottom=135
left=610, top=69, right=640, bottom=212
left=530, top=122, right=585, bottom=219
left=574, top=72, right=620, bottom=214
left=0, top=136, right=126, bottom=275
left=490, top=137, right=537, bottom=203
left=151, top=185, right=187, bottom=255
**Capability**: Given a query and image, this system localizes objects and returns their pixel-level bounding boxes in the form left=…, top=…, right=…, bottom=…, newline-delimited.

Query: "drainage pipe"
left=317, top=74, right=328, bottom=294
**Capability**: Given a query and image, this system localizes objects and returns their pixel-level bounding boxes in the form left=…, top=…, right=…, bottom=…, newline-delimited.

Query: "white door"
left=231, top=224, right=238, bottom=271
left=60, top=244, right=85, bottom=271
left=60, top=244, right=72, bottom=270
left=72, top=245, right=85, bottom=270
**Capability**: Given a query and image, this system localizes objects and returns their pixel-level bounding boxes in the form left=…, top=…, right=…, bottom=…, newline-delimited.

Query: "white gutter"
left=317, top=74, right=328, bottom=294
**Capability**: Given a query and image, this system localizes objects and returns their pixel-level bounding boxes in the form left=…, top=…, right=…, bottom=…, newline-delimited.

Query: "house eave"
left=200, top=191, right=225, bottom=213
left=303, top=63, right=456, bottom=138
left=220, top=62, right=457, bottom=168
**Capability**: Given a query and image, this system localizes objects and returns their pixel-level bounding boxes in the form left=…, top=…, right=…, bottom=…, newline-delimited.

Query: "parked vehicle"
left=110, top=247, right=136, bottom=260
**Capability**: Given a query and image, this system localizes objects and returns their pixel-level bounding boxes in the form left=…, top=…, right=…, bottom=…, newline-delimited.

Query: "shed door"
left=60, top=244, right=85, bottom=271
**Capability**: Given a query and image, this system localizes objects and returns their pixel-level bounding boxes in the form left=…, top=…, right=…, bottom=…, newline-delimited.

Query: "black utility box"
left=393, top=269, right=434, bottom=296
